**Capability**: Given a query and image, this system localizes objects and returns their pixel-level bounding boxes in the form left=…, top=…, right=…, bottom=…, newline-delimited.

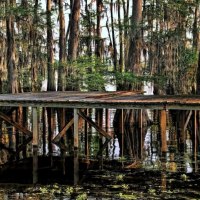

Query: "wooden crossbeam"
left=52, top=118, right=74, bottom=144
left=78, top=110, right=112, bottom=139
left=0, top=111, right=32, bottom=137
left=96, top=138, right=111, bottom=157
left=183, top=110, right=192, bottom=132
left=0, top=111, right=33, bottom=159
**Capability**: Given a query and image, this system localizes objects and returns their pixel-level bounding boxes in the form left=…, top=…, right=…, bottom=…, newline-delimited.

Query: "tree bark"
left=47, top=0, right=56, bottom=91
left=6, top=0, right=18, bottom=94
left=68, top=0, right=80, bottom=61
left=58, top=0, right=66, bottom=91
left=95, top=0, right=103, bottom=59
left=110, top=0, right=118, bottom=71
left=126, top=0, right=142, bottom=75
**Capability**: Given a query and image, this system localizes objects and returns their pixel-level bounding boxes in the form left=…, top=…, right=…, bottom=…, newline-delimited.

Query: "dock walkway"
left=0, top=91, right=200, bottom=109
left=0, top=91, right=199, bottom=184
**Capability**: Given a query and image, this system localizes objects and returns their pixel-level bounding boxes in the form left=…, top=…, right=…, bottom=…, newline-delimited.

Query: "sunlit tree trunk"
left=0, top=2, right=6, bottom=93
left=6, top=0, right=18, bottom=94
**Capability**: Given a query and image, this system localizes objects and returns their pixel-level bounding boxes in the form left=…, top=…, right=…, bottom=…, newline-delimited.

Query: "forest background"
left=0, top=0, right=200, bottom=95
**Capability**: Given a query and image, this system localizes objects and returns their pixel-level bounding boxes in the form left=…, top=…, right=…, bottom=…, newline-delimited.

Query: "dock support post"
left=84, top=109, right=89, bottom=165
left=74, top=108, right=79, bottom=185
left=105, top=109, right=110, bottom=132
left=32, top=107, right=39, bottom=184
left=139, top=109, right=143, bottom=159
left=105, top=109, right=110, bottom=157
left=121, top=109, right=124, bottom=167
left=98, top=109, right=103, bottom=169
left=160, top=109, right=167, bottom=154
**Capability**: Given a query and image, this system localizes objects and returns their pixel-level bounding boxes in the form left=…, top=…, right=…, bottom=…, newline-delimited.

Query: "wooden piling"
left=179, top=111, right=185, bottom=152
left=60, top=108, right=66, bottom=175
left=194, top=110, right=197, bottom=158
left=84, top=109, right=89, bottom=163
left=139, top=109, right=143, bottom=159
left=160, top=109, right=167, bottom=153
left=98, top=109, right=103, bottom=168
left=32, top=107, right=38, bottom=184
left=121, top=109, right=124, bottom=166
left=73, top=108, right=79, bottom=185
left=22, top=107, right=28, bottom=158
left=42, top=108, right=46, bottom=156
left=105, top=109, right=110, bottom=132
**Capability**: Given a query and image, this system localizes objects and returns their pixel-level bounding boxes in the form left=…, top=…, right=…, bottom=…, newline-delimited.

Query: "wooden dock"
left=0, top=91, right=199, bottom=184
left=0, top=91, right=200, bottom=109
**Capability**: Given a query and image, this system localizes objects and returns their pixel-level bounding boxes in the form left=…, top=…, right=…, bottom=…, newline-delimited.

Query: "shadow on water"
left=0, top=109, right=200, bottom=199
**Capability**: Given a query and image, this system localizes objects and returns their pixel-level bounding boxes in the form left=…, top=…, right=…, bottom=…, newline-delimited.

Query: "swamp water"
left=0, top=108, right=200, bottom=200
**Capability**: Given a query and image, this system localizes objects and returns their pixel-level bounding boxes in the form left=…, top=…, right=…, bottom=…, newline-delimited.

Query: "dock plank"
left=0, top=91, right=200, bottom=109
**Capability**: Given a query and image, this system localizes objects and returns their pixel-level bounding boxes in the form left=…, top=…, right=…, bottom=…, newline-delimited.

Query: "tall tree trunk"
left=58, top=0, right=66, bottom=91
left=110, top=0, right=117, bottom=71
left=68, top=0, right=80, bottom=61
left=95, top=0, right=103, bottom=59
left=31, top=0, right=39, bottom=92
left=126, top=0, right=142, bottom=76
left=85, top=0, right=92, bottom=56
left=118, top=0, right=124, bottom=73
left=67, top=0, right=80, bottom=90
left=0, top=6, right=6, bottom=93
left=6, top=0, right=18, bottom=94
left=47, top=0, right=55, bottom=91
left=193, top=2, right=200, bottom=94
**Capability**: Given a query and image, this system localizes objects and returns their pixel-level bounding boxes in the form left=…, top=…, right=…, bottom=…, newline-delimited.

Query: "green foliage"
left=114, top=72, right=167, bottom=88
left=179, top=48, right=198, bottom=69
left=66, top=55, right=110, bottom=91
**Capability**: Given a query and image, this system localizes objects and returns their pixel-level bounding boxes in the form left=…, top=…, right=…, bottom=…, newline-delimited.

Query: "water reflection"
left=0, top=108, right=200, bottom=199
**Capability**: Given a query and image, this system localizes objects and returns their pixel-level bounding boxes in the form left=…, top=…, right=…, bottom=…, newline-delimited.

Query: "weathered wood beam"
left=160, top=109, right=167, bottom=153
left=139, top=109, right=143, bottom=159
left=32, top=107, right=38, bottom=184
left=183, top=110, right=192, bottom=132
left=0, top=111, right=32, bottom=136
left=84, top=109, right=89, bottom=158
left=194, top=110, right=197, bottom=157
left=74, top=108, right=79, bottom=185
left=52, top=118, right=74, bottom=144
left=78, top=110, right=112, bottom=139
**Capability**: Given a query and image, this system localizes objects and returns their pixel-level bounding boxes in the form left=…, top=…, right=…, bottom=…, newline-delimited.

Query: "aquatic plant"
left=115, top=174, right=125, bottom=182
left=121, top=184, right=129, bottom=190
left=118, top=192, right=137, bottom=200
left=76, top=192, right=87, bottom=200
left=65, top=186, right=74, bottom=195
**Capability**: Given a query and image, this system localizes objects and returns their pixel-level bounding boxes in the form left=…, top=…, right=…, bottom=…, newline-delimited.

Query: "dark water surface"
left=0, top=109, right=200, bottom=199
